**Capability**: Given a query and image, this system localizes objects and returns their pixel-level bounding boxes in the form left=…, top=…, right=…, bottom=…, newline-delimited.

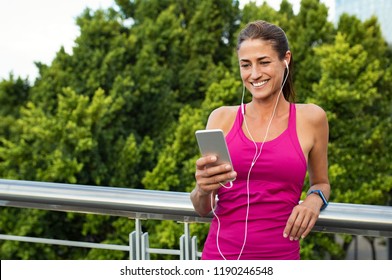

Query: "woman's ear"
left=284, top=51, right=291, bottom=66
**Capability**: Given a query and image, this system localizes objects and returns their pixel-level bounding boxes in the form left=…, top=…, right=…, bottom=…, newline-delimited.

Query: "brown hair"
left=237, top=20, right=295, bottom=102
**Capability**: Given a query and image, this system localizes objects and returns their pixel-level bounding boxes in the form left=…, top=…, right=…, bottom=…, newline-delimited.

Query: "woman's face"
left=238, top=39, right=289, bottom=101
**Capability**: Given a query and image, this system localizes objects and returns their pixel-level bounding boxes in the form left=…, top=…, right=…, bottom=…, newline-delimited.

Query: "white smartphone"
left=195, top=129, right=233, bottom=167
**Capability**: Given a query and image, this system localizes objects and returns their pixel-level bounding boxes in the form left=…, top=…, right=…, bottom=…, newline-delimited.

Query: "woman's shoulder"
left=294, top=103, right=329, bottom=153
left=295, top=103, right=328, bottom=126
left=206, top=105, right=240, bottom=133
left=210, top=105, right=240, bottom=118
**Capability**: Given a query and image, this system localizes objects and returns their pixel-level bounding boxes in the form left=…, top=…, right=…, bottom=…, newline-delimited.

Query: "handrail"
left=1, top=179, right=392, bottom=237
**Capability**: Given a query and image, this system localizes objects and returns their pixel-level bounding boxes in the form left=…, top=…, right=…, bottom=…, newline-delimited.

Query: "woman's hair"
left=237, top=20, right=295, bottom=102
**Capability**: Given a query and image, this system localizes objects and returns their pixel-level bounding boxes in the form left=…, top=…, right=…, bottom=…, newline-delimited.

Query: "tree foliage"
left=0, top=0, right=391, bottom=259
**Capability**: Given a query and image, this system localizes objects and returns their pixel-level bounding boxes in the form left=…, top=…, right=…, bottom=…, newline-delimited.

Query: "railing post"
left=184, top=222, right=190, bottom=260
left=129, top=231, right=136, bottom=260
left=129, top=218, right=143, bottom=260
left=179, top=222, right=200, bottom=260
left=179, top=222, right=192, bottom=260
left=141, top=232, right=150, bottom=260
left=191, top=236, right=199, bottom=260
left=135, top=218, right=142, bottom=260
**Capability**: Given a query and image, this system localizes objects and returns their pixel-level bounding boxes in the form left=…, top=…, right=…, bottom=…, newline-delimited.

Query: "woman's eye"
left=260, top=61, right=270, bottom=65
left=241, top=64, right=250, bottom=68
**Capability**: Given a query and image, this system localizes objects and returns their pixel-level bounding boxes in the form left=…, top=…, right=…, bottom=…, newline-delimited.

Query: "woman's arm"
left=190, top=107, right=237, bottom=217
left=284, top=104, right=330, bottom=240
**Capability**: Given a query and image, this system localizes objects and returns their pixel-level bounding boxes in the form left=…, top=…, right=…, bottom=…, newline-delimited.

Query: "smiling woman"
left=190, top=20, right=331, bottom=260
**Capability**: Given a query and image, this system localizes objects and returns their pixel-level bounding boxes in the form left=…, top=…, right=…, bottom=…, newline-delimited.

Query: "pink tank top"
left=202, top=103, right=307, bottom=260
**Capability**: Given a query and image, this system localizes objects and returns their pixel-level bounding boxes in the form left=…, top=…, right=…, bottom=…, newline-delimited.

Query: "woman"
left=190, top=20, right=330, bottom=260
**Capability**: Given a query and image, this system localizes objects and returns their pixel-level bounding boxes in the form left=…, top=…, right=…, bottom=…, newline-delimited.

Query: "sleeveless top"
left=201, top=103, right=307, bottom=260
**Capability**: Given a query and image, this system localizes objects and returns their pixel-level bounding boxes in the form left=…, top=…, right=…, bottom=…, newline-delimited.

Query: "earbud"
left=284, top=60, right=288, bottom=70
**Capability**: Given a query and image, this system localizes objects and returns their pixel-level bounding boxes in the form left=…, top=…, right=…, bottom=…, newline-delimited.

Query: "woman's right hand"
left=191, top=155, right=236, bottom=216
left=194, top=155, right=237, bottom=195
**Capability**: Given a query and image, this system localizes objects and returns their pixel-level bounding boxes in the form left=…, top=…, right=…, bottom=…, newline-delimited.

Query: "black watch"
left=307, top=190, right=328, bottom=210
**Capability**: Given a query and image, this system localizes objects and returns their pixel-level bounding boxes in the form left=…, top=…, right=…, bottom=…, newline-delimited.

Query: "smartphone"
left=195, top=129, right=233, bottom=167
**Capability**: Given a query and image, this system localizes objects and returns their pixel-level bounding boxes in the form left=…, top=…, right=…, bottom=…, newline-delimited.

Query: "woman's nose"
left=251, top=65, right=262, bottom=80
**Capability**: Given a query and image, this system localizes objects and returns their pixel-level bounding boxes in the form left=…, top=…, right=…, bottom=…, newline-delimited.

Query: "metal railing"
left=1, top=179, right=392, bottom=259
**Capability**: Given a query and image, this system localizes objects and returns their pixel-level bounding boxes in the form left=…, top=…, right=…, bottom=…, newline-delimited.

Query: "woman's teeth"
left=252, top=80, right=268, bottom=87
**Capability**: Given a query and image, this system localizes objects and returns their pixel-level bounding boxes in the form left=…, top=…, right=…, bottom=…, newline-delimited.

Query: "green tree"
left=0, top=75, right=30, bottom=117
left=310, top=32, right=392, bottom=258
left=0, top=75, right=30, bottom=140
left=0, top=87, right=119, bottom=258
left=287, top=0, right=335, bottom=102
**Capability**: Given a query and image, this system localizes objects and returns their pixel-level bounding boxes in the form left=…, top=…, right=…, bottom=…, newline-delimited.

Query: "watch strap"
left=307, top=189, right=328, bottom=210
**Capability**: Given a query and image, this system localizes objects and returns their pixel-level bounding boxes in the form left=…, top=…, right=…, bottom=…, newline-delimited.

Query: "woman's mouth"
left=251, top=80, right=269, bottom=87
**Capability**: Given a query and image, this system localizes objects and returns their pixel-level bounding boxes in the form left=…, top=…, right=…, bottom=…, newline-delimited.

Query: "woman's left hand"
left=283, top=196, right=323, bottom=240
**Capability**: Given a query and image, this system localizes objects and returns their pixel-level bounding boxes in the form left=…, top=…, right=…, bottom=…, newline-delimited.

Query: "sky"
left=0, top=0, right=334, bottom=82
